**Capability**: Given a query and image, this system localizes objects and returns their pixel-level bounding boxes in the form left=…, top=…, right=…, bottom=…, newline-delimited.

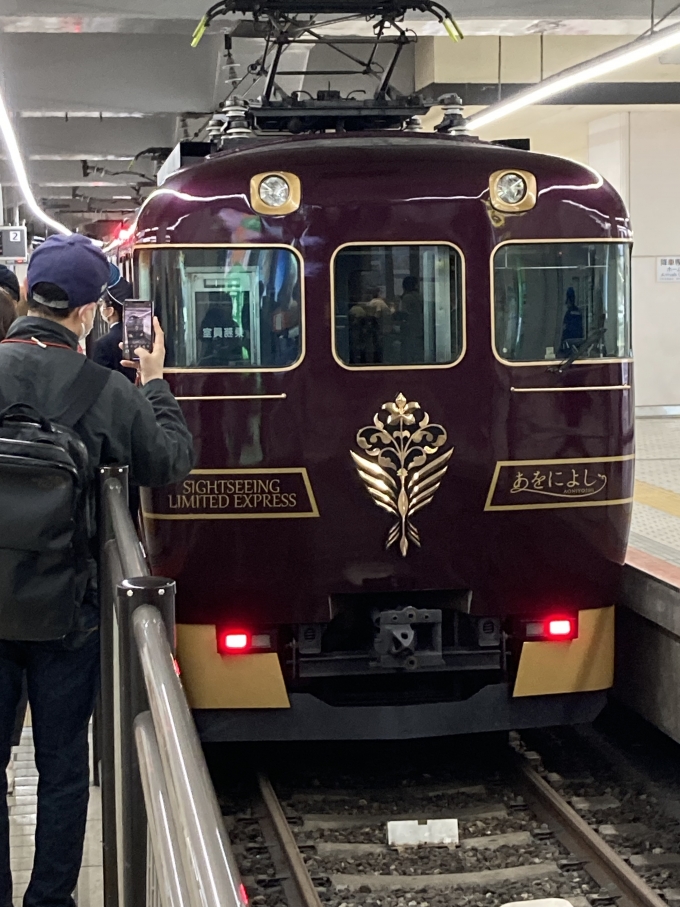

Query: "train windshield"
left=135, top=247, right=302, bottom=369
left=493, top=242, right=631, bottom=364
left=333, top=244, right=464, bottom=367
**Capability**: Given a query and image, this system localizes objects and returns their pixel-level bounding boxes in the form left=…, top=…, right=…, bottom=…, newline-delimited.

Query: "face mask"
left=80, top=308, right=96, bottom=339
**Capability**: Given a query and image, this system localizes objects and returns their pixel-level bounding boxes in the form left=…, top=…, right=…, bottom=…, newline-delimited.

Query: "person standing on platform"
left=93, top=266, right=136, bottom=382
left=0, top=234, right=194, bottom=907
left=0, top=266, right=20, bottom=333
left=93, top=267, right=141, bottom=520
left=0, top=267, right=28, bottom=790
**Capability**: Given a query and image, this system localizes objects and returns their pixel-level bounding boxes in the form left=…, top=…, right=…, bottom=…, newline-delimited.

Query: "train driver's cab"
left=135, top=246, right=302, bottom=370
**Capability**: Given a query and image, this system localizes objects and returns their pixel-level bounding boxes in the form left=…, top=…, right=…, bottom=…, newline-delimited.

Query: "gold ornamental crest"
left=351, top=393, right=453, bottom=557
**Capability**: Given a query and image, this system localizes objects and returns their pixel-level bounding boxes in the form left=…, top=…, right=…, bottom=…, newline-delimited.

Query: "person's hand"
left=121, top=316, right=165, bottom=386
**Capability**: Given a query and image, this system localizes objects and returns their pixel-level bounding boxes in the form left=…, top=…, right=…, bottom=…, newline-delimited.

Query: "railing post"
left=116, top=577, right=176, bottom=907
left=98, top=466, right=130, bottom=907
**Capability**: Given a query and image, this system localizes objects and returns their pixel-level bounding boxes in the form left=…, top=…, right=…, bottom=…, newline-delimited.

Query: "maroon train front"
left=118, top=129, right=634, bottom=740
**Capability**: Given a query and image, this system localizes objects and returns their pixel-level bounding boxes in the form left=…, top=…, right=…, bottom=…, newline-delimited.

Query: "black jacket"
left=92, top=321, right=137, bottom=383
left=0, top=316, right=194, bottom=489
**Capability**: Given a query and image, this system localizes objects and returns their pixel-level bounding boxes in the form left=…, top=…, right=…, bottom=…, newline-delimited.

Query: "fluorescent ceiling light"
left=30, top=154, right=135, bottom=161
left=467, top=19, right=680, bottom=130
left=0, top=85, right=70, bottom=234
left=4, top=181, right=135, bottom=188
left=19, top=110, right=148, bottom=119
left=0, top=154, right=135, bottom=161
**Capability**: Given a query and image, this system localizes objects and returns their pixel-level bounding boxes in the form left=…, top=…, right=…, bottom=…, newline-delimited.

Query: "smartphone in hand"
left=122, top=300, right=154, bottom=360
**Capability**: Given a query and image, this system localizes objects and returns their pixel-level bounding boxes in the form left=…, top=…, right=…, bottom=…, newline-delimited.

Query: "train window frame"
left=490, top=237, right=633, bottom=368
left=133, top=242, right=306, bottom=374
left=330, top=240, right=467, bottom=372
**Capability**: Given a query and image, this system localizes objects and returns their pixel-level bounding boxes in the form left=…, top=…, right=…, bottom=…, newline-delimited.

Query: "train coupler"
left=373, top=607, right=444, bottom=670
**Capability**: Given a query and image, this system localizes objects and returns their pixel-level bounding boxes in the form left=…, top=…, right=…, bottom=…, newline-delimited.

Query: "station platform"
left=629, top=416, right=680, bottom=585
left=616, top=416, right=680, bottom=748
left=7, top=721, right=102, bottom=907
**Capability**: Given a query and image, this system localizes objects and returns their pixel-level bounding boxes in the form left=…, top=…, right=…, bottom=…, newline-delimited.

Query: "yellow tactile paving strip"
left=634, top=480, right=680, bottom=518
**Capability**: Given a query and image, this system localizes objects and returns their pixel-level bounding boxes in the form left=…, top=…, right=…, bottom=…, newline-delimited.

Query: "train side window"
left=493, top=242, right=631, bottom=364
left=135, top=246, right=302, bottom=370
left=333, top=244, right=464, bottom=368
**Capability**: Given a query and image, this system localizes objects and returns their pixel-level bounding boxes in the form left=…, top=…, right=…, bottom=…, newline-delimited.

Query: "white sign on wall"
left=0, top=226, right=27, bottom=260
left=657, top=257, right=680, bottom=282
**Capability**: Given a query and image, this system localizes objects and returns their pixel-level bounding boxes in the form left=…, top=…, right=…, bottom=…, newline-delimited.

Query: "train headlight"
left=489, top=169, right=537, bottom=213
left=496, top=172, right=527, bottom=205
left=259, top=175, right=290, bottom=207
left=250, top=171, right=302, bottom=215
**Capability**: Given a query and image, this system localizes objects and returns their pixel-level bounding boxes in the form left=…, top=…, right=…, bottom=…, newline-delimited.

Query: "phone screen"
left=123, top=300, right=154, bottom=360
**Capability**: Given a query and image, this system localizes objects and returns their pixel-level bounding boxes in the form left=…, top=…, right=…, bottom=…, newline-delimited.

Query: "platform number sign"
left=0, top=226, right=27, bottom=260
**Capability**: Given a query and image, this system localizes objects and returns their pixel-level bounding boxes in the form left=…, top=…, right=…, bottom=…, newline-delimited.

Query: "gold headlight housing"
left=489, top=169, right=537, bottom=213
left=250, top=172, right=301, bottom=215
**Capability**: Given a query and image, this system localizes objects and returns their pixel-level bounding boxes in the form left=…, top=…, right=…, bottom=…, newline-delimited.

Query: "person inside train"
left=366, top=287, right=392, bottom=321
left=399, top=275, right=424, bottom=363
left=0, top=234, right=194, bottom=907
left=270, top=290, right=299, bottom=366
left=348, top=289, right=382, bottom=364
left=560, top=286, right=585, bottom=354
left=93, top=266, right=136, bottom=382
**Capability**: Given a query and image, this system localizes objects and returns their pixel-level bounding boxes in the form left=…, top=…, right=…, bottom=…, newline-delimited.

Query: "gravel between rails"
left=521, top=719, right=680, bottom=905
left=218, top=739, right=606, bottom=907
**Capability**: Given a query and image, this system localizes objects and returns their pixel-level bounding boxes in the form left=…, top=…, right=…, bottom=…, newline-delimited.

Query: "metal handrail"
left=134, top=713, right=191, bottom=907
left=103, top=475, right=148, bottom=578
left=98, top=466, right=245, bottom=907
left=133, top=605, right=245, bottom=907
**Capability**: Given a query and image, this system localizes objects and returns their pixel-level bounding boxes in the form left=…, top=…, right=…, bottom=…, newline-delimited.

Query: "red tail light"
left=548, top=619, right=574, bottom=638
left=216, top=629, right=273, bottom=655
left=220, top=632, right=250, bottom=653
left=522, top=615, right=578, bottom=641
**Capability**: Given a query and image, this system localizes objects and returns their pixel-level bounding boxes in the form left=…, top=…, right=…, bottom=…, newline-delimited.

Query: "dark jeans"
left=10, top=675, right=27, bottom=748
left=0, top=625, right=100, bottom=907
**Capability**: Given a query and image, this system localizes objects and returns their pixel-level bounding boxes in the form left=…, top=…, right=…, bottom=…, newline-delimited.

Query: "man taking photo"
left=0, top=233, right=194, bottom=907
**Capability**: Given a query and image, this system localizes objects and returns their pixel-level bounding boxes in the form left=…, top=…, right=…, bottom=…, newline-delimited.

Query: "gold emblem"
left=351, top=393, right=453, bottom=556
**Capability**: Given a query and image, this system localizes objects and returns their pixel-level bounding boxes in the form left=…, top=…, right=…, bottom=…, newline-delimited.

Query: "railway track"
left=223, top=737, right=672, bottom=907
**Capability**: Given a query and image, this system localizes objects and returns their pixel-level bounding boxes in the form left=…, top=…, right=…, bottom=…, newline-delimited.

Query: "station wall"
left=417, top=35, right=680, bottom=408
left=589, top=110, right=680, bottom=408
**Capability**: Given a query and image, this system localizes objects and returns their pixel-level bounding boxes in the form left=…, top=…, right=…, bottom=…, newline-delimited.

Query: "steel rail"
left=134, top=712, right=191, bottom=907
left=133, top=604, right=246, bottom=907
left=257, top=774, right=324, bottom=907
left=514, top=758, right=668, bottom=907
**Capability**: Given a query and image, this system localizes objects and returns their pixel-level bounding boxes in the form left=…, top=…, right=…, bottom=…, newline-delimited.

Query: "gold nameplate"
left=484, top=455, right=635, bottom=512
left=143, top=468, right=320, bottom=520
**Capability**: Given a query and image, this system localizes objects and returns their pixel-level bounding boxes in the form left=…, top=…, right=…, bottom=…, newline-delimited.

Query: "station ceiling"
left=0, top=0, right=676, bottom=232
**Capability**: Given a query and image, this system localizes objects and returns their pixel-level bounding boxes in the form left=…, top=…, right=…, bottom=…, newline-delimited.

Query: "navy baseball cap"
left=28, top=234, right=109, bottom=310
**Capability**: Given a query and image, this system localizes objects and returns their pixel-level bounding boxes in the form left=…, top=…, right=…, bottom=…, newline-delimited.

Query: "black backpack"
left=0, top=358, right=109, bottom=641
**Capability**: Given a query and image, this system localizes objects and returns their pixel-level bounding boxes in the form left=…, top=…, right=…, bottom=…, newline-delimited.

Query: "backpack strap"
left=57, top=359, right=111, bottom=429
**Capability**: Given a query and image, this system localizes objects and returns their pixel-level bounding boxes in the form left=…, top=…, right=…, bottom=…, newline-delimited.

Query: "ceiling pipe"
left=466, top=18, right=680, bottom=130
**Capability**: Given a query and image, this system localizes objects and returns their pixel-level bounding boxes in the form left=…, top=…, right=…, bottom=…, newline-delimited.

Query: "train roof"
left=133, top=132, right=631, bottom=246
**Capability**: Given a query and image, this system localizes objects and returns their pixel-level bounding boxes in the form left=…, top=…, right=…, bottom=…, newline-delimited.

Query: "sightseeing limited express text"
left=167, top=477, right=298, bottom=511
